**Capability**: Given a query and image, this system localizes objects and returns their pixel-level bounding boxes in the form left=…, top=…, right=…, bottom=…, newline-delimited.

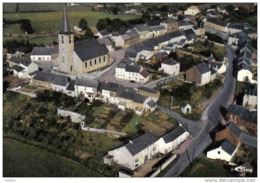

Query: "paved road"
left=163, top=45, right=237, bottom=177
left=94, top=49, right=146, bottom=88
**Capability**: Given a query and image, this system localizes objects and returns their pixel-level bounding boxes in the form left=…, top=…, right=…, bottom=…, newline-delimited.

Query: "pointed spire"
left=60, top=6, right=70, bottom=34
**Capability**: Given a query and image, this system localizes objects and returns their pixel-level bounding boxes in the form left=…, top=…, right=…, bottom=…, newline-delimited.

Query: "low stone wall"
left=81, top=126, right=126, bottom=137
left=57, top=108, right=85, bottom=123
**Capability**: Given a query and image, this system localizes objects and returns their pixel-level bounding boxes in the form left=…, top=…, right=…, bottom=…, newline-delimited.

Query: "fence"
left=149, top=153, right=177, bottom=177
left=81, top=126, right=127, bottom=137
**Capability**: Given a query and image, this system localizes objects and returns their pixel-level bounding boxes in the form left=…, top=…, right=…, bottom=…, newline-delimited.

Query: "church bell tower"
left=58, top=7, right=74, bottom=73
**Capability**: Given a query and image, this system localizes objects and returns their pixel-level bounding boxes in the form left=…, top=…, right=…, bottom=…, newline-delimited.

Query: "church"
left=57, top=8, right=109, bottom=74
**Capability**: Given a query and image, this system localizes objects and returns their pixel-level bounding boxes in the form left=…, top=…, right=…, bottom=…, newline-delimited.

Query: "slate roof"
left=31, top=47, right=58, bottom=56
left=227, top=23, right=244, bottom=30
left=118, top=89, right=147, bottom=104
left=60, top=7, right=70, bottom=34
left=153, top=51, right=168, bottom=59
left=134, top=25, right=150, bottom=32
left=66, top=80, right=75, bottom=91
left=149, top=25, right=166, bottom=32
left=122, top=29, right=140, bottom=41
left=240, top=110, right=257, bottom=124
left=138, top=86, right=158, bottom=94
left=162, top=126, right=186, bottom=143
left=237, top=63, right=253, bottom=73
left=121, top=58, right=133, bottom=65
left=227, top=104, right=246, bottom=116
left=163, top=58, right=179, bottom=65
left=75, top=78, right=98, bottom=89
left=9, top=56, right=31, bottom=67
left=99, top=29, right=110, bottom=36
left=117, top=62, right=127, bottom=69
left=228, top=122, right=242, bottom=138
left=206, top=56, right=215, bottom=62
left=125, top=132, right=158, bottom=156
left=97, top=37, right=113, bottom=46
left=221, top=139, right=236, bottom=155
left=139, top=69, right=150, bottom=78
left=112, top=31, right=119, bottom=36
left=11, top=65, right=24, bottom=72
left=179, top=21, right=194, bottom=27
left=52, top=75, right=69, bottom=86
left=196, top=62, right=210, bottom=74
left=206, top=17, right=228, bottom=27
left=100, top=81, right=122, bottom=92
left=74, top=39, right=108, bottom=61
left=125, top=65, right=141, bottom=73
left=147, top=100, right=157, bottom=108
left=33, top=71, right=55, bottom=82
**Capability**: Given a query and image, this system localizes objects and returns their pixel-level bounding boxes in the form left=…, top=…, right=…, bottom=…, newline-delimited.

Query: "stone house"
left=160, top=58, right=180, bottom=76
left=99, top=81, right=123, bottom=104
left=30, top=71, right=55, bottom=90
left=105, top=132, right=159, bottom=170
left=226, top=104, right=257, bottom=135
left=186, top=62, right=211, bottom=85
left=205, top=17, right=229, bottom=32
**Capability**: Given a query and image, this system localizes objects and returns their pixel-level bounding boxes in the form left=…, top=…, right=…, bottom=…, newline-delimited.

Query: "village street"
left=162, top=45, right=238, bottom=177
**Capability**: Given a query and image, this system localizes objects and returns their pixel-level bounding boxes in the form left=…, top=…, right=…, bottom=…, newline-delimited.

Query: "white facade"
left=237, top=69, right=253, bottom=83
left=135, top=50, right=154, bottom=61
left=10, top=61, right=39, bottom=79
left=74, top=85, right=97, bottom=101
left=102, top=90, right=119, bottom=104
left=115, top=67, right=150, bottom=83
left=216, top=64, right=227, bottom=75
left=108, top=140, right=159, bottom=170
left=181, top=104, right=192, bottom=114
left=200, top=72, right=211, bottom=86
left=52, top=83, right=69, bottom=93
left=158, top=131, right=189, bottom=154
left=184, top=6, right=200, bottom=16
left=207, top=145, right=238, bottom=162
left=112, top=35, right=124, bottom=47
left=243, top=94, right=257, bottom=111
left=228, top=36, right=239, bottom=46
left=30, top=55, right=52, bottom=62
left=161, top=62, right=180, bottom=75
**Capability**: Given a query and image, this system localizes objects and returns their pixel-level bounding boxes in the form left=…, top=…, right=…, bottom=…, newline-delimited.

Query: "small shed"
left=181, top=103, right=192, bottom=114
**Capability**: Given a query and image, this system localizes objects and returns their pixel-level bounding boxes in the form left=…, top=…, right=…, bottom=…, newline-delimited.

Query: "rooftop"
left=221, top=139, right=236, bottom=155
left=125, top=132, right=158, bottom=156
left=138, top=86, right=158, bottom=94
left=75, top=78, right=98, bottom=89
left=31, top=47, right=58, bottom=56
left=195, top=62, right=210, bottom=74
left=162, top=126, right=186, bottom=143
left=162, top=58, right=179, bottom=65
left=52, top=75, right=69, bottom=86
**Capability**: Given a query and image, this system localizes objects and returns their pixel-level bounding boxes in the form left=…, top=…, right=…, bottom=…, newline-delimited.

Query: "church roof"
left=60, top=7, right=70, bottom=34
left=74, top=39, right=109, bottom=61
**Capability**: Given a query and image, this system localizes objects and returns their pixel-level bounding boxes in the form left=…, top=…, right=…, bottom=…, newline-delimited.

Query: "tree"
left=20, top=20, right=34, bottom=34
left=225, top=5, right=235, bottom=13
left=79, top=18, right=88, bottom=30
left=111, top=6, right=120, bottom=15
left=83, top=27, right=94, bottom=39
left=160, top=5, right=169, bottom=12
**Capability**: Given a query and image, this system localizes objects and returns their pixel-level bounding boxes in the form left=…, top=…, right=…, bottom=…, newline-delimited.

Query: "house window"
left=218, top=151, right=221, bottom=154
left=99, top=57, right=101, bottom=63
left=85, top=62, right=87, bottom=68
left=135, top=159, right=139, bottom=163
left=94, top=59, right=96, bottom=65
left=103, top=56, right=106, bottom=62
left=90, top=60, right=92, bottom=66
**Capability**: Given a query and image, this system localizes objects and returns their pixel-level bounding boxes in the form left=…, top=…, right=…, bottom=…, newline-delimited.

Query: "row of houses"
left=104, top=126, right=189, bottom=171
left=205, top=17, right=257, bottom=38
left=29, top=71, right=160, bottom=115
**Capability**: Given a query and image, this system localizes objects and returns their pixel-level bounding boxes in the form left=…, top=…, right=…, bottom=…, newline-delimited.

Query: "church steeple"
left=60, top=6, right=70, bottom=34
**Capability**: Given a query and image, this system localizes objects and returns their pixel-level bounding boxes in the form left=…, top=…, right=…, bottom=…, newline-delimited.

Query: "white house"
left=105, top=132, right=159, bottom=170
left=8, top=56, right=39, bottom=79
left=30, top=47, right=58, bottom=61
left=184, top=6, right=200, bottom=16
left=145, top=99, right=157, bottom=112
left=100, top=81, right=122, bottom=104
left=115, top=63, right=150, bottom=83
left=51, top=75, right=70, bottom=92
left=237, top=63, right=254, bottom=83
left=134, top=25, right=152, bottom=40
left=158, top=126, right=189, bottom=154
left=243, top=94, right=257, bottom=111
left=206, top=139, right=238, bottom=162
left=160, top=58, right=180, bottom=76
left=74, top=78, right=98, bottom=101
left=209, top=61, right=227, bottom=75
left=181, top=104, right=192, bottom=114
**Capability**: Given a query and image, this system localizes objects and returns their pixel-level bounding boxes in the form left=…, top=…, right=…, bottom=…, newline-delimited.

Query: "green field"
left=3, top=138, right=101, bottom=177
left=3, top=9, right=138, bottom=35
